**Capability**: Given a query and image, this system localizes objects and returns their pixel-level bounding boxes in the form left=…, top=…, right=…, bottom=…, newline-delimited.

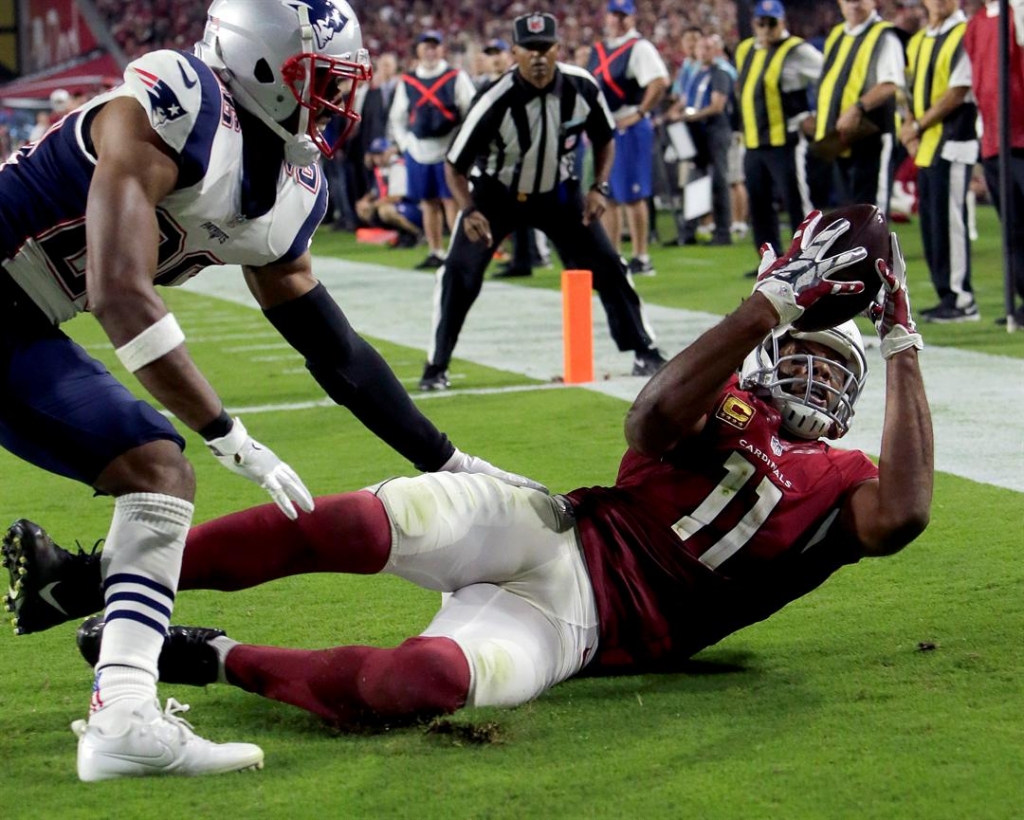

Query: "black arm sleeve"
left=263, top=283, right=455, bottom=471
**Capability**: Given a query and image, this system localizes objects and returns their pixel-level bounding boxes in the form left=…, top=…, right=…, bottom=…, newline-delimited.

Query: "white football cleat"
left=72, top=698, right=263, bottom=782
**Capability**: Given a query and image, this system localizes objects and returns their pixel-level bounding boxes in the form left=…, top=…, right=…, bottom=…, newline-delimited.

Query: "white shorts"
left=373, top=472, right=599, bottom=709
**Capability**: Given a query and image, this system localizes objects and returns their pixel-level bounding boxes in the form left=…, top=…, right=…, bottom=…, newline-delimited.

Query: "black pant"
left=745, top=144, right=806, bottom=253
left=918, top=159, right=974, bottom=307
left=834, top=132, right=895, bottom=218
left=982, top=152, right=1024, bottom=302
left=427, top=177, right=655, bottom=370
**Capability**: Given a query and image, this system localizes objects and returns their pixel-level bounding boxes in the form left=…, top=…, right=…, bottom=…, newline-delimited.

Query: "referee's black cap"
left=513, top=13, right=558, bottom=47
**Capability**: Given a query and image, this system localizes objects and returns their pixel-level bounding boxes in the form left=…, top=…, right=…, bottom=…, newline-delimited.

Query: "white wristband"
left=880, top=325, right=924, bottom=360
left=115, top=313, right=185, bottom=373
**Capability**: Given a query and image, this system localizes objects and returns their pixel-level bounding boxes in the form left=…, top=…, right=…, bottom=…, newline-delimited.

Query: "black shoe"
left=632, top=348, right=667, bottom=377
left=395, top=231, right=420, bottom=249
left=492, top=264, right=533, bottom=278
left=77, top=616, right=226, bottom=687
left=743, top=268, right=759, bottom=279
left=994, top=308, right=1024, bottom=327
left=414, top=253, right=446, bottom=270
left=923, top=302, right=980, bottom=323
left=2, top=520, right=104, bottom=635
left=707, top=235, right=732, bottom=246
left=628, top=257, right=656, bottom=276
left=418, top=363, right=450, bottom=391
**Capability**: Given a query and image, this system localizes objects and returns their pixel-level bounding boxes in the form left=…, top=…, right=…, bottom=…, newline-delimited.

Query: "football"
left=791, top=203, right=889, bottom=333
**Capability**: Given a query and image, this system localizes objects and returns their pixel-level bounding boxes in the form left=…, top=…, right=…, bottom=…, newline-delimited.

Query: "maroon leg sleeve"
left=224, top=636, right=471, bottom=725
left=179, top=490, right=392, bottom=591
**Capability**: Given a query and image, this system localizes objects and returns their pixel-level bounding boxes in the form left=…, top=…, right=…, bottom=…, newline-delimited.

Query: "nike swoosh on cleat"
left=102, top=747, right=178, bottom=769
left=177, top=61, right=197, bottom=89
left=39, top=582, right=69, bottom=615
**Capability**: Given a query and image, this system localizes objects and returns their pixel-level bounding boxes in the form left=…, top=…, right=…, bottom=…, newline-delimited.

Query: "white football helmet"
left=740, top=319, right=868, bottom=440
left=195, top=0, right=372, bottom=165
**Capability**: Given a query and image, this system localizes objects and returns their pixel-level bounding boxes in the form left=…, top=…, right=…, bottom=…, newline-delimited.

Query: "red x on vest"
left=591, top=39, right=639, bottom=100
left=404, top=70, right=460, bottom=122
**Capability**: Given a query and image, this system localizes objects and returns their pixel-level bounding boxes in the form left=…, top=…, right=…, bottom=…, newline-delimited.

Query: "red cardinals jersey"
left=567, top=376, right=878, bottom=673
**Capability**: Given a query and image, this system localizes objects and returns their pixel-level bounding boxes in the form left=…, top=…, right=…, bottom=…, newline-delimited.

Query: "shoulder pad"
left=122, top=50, right=216, bottom=155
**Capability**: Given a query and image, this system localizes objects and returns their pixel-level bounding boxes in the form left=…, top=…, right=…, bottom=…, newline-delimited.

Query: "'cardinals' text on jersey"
left=567, top=375, right=878, bottom=672
left=0, top=50, right=327, bottom=324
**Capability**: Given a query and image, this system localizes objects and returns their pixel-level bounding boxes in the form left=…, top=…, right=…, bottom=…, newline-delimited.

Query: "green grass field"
left=1, top=207, right=1021, bottom=819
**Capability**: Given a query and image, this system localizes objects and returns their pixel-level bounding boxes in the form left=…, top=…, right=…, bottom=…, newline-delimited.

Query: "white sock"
left=92, top=493, right=193, bottom=715
left=210, top=635, right=240, bottom=684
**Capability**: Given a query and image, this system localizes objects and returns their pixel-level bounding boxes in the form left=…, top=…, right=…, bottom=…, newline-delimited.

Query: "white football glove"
left=871, top=232, right=924, bottom=360
left=440, top=448, right=548, bottom=493
left=753, top=210, right=869, bottom=326
left=205, top=417, right=315, bottom=520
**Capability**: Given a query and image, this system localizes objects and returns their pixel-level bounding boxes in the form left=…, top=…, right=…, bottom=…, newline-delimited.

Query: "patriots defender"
left=0, top=0, right=539, bottom=782
left=75, top=212, right=932, bottom=727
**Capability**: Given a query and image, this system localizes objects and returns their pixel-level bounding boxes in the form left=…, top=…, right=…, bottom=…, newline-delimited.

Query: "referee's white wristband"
left=115, top=313, right=185, bottom=373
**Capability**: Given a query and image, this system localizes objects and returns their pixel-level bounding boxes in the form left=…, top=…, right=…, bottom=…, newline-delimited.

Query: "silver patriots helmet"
left=740, top=319, right=868, bottom=440
left=196, top=0, right=372, bottom=164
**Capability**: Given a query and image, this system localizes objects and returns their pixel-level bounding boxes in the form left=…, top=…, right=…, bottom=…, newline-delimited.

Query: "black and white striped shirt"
left=446, top=63, right=615, bottom=196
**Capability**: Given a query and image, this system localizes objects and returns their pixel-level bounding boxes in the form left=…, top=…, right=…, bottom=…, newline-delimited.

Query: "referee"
left=419, top=12, right=664, bottom=391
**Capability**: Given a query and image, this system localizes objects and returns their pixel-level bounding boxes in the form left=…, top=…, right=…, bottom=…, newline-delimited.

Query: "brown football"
left=791, top=204, right=889, bottom=332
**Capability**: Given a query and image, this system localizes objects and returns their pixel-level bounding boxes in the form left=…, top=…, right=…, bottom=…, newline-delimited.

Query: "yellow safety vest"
left=905, top=22, right=970, bottom=167
left=736, top=35, right=806, bottom=149
left=815, top=20, right=895, bottom=141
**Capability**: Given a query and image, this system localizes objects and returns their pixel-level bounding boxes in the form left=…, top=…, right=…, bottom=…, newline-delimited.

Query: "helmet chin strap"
left=211, top=3, right=322, bottom=167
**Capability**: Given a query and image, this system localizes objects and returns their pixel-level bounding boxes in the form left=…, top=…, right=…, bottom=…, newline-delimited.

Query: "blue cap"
left=753, top=0, right=786, bottom=18
left=416, top=30, right=443, bottom=45
left=607, top=0, right=636, bottom=16
left=368, top=137, right=391, bottom=154
left=483, top=38, right=510, bottom=53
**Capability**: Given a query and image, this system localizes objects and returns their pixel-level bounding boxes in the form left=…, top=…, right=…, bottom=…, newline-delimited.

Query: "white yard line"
left=184, top=258, right=1024, bottom=493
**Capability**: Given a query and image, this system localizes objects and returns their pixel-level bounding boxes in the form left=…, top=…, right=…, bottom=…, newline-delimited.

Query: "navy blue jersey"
left=0, top=49, right=327, bottom=324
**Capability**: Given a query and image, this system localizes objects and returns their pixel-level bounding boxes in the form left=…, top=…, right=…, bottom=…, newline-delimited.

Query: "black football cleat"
left=77, top=615, right=226, bottom=687
left=2, top=519, right=104, bottom=635
left=418, top=363, right=451, bottom=391
left=632, top=348, right=667, bottom=377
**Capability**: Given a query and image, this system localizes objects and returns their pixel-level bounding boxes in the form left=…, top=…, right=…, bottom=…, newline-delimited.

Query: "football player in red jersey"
left=74, top=211, right=932, bottom=727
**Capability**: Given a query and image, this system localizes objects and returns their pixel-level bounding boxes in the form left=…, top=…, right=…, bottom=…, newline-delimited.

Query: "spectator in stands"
left=811, top=0, right=905, bottom=216
left=963, top=0, right=1024, bottom=327
left=477, top=38, right=513, bottom=88
left=355, top=137, right=424, bottom=248
left=389, top=30, right=477, bottom=271
left=588, top=0, right=670, bottom=275
left=900, top=0, right=979, bottom=323
left=671, top=25, right=704, bottom=103
left=671, top=34, right=735, bottom=246
left=709, top=33, right=750, bottom=241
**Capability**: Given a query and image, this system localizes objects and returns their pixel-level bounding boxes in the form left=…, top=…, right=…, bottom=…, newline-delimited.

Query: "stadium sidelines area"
left=185, top=257, right=1024, bottom=493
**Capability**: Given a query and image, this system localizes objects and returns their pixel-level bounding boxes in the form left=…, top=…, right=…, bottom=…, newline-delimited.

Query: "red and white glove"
left=753, top=210, right=869, bottom=326
left=440, top=448, right=548, bottom=493
left=871, top=232, right=924, bottom=360
left=205, top=417, right=315, bottom=520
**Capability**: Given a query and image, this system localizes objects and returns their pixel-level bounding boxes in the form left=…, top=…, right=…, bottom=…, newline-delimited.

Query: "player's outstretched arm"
left=626, top=211, right=868, bottom=457
left=85, top=97, right=229, bottom=433
left=842, top=234, right=932, bottom=556
left=86, top=98, right=312, bottom=518
left=248, top=257, right=545, bottom=492
left=625, top=293, right=779, bottom=456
